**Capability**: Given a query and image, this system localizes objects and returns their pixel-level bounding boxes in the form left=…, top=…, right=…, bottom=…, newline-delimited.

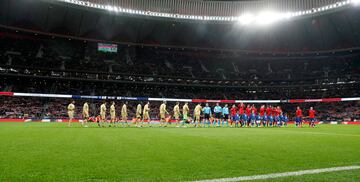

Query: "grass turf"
left=0, top=123, right=359, bottom=181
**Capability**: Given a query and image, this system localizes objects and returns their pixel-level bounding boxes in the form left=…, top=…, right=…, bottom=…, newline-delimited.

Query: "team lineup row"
left=66, top=100, right=317, bottom=128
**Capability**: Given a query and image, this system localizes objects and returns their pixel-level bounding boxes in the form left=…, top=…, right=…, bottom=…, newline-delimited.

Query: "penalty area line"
left=190, top=166, right=360, bottom=182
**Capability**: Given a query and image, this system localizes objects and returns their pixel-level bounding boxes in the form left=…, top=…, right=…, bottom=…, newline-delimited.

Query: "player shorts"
left=241, top=114, right=247, bottom=120
left=100, top=113, right=106, bottom=120
left=194, top=115, right=200, bottom=121
left=68, top=111, right=74, bottom=119
left=309, top=118, right=315, bottom=123
left=263, top=115, right=268, bottom=121
left=204, top=113, right=210, bottom=120
left=269, top=116, right=274, bottom=122
left=231, top=115, right=237, bottom=121
left=261, top=114, right=267, bottom=121
left=143, top=113, right=150, bottom=120
left=122, top=115, right=127, bottom=121
left=160, top=113, right=166, bottom=120
left=223, top=114, right=229, bottom=120
left=250, top=114, right=256, bottom=120
left=295, top=117, right=302, bottom=123
left=274, top=116, right=280, bottom=122
left=110, top=113, right=116, bottom=119
left=83, top=112, right=89, bottom=118
left=215, top=113, right=221, bottom=119
left=183, top=114, right=188, bottom=121
left=256, top=115, right=261, bottom=121
left=136, top=114, right=141, bottom=119
left=174, top=114, right=179, bottom=120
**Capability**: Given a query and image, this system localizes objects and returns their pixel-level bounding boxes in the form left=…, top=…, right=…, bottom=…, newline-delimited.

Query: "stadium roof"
left=55, top=0, right=359, bottom=23
left=0, top=0, right=360, bottom=52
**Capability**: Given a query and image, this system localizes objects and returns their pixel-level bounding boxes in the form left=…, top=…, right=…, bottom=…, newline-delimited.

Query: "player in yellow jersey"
left=110, top=101, right=116, bottom=127
left=173, top=102, right=180, bottom=127
left=82, top=102, right=89, bottom=127
left=121, top=102, right=128, bottom=127
left=142, top=102, right=150, bottom=127
left=135, top=103, right=142, bottom=127
left=194, top=103, right=202, bottom=127
left=182, top=102, right=189, bottom=127
left=100, top=101, right=107, bottom=127
left=159, top=101, right=169, bottom=127
left=67, top=100, right=75, bottom=127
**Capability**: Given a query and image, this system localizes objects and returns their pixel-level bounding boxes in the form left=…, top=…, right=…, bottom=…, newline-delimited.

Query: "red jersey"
left=246, top=107, right=251, bottom=116
left=266, top=107, right=272, bottom=116
left=277, top=108, right=282, bottom=116
left=296, top=109, right=302, bottom=117
left=230, top=108, right=237, bottom=116
left=309, top=109, right=316, bottom=118
left=272, top=108, right=278, bottom=116
left=260, top=107, right=265, bottom=116
left=238, top=105, right=244, bottom=115
left=251, top=107, right=257, bottom=115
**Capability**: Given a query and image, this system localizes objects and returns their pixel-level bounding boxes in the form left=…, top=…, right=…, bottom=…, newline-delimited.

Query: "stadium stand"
left=0, top=31, right=359, bottom=122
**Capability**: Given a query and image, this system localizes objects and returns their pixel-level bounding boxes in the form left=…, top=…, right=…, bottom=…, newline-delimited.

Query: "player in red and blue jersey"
left=276, top=106, right=283, bottom=127
left=250, top=105, right=257, bottom=127
left=272, top=106, right=279, bottom=127
left=295, top=106, right=303, bottom=128
left=238, top=103, right=245, bottom=127
left=308, top=107, right=316, bottom=128
left=230, top=105, right=238, bottom=127
left=266, top=106, right=273, bottom=127
left=283, top=113, right=289, bottom=127
left=259, top=105, right=266, bottom=127
left=245, top=105, right=251, bottom=127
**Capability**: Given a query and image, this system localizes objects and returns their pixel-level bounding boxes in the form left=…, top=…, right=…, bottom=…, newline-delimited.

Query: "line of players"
left=67, top=100, right=317, bottom=128
left=191, top=103, right=316, bottom=128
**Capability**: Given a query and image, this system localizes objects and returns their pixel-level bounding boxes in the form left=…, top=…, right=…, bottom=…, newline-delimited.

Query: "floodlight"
left=238, top=13, right=254, bottom=25
left=256, top=11, right=284, bottom=25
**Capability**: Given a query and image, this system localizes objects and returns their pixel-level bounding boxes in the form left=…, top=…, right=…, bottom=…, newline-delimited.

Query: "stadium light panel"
left=238, top=13, right=254, bottom=25
left=106, top=6, right=113, bottom=11
left=58, top=0, right=356, bottom=23
left=256, top=11, right=284, bottom=25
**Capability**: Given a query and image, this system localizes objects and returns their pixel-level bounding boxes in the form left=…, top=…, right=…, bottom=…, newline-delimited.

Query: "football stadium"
left=0, top=0, right=360, bottom=181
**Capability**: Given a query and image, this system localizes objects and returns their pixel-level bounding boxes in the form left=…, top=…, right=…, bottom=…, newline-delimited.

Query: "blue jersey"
left=222, top=107, right=229, bottom=115
left=203, top=106, right=212, bottom=114
left=214, top=106, right=222, bottom=113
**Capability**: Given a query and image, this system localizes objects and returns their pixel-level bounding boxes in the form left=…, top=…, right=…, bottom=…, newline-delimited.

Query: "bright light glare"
left=238, top=11, right=289, bottom=26
left=352, top=0, right=360, bottom=5
left=238, top=14, right=255, bottom=25
left=256, top=11, right=285, bottom=25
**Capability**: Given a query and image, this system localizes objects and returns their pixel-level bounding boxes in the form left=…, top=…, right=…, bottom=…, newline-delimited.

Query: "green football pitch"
left=0, top=123, right=359, bottom=182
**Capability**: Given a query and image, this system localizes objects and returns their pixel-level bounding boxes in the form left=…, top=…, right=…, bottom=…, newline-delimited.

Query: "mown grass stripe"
left=191, top=166, right=360, bottom=182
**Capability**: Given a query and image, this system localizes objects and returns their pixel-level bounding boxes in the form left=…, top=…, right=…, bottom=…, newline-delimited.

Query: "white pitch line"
left=277, top=130, right=360, bottom=137
left=191, top=166, right=360, bottom=182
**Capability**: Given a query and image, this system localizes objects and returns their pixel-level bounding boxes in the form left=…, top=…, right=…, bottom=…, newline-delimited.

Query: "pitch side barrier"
left=1, top=92, right=359, bottom=103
